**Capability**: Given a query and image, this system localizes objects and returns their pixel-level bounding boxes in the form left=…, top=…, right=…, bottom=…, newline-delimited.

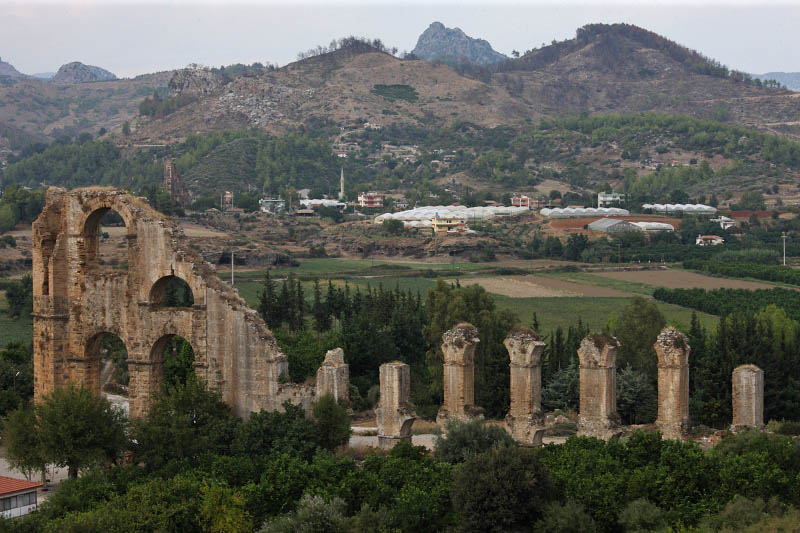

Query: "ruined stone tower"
left=577, top=334, right=619, bottom=439
left=731, top=364, right=764, bottom=430
left=163, top=159, right=191, bottom=206
left=504, top=328, right=546, bottom=445
left=437, top=323, right=480, bottom=425
left=32, top=187, right=299, bottom=418
left=654, top=328, right=691, bottom=439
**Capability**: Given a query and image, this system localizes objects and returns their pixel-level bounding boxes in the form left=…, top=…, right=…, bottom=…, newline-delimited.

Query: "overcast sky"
left=1, top=1, right=798, bottom=78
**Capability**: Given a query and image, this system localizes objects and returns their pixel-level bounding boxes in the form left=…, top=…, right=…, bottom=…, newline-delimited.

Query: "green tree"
left=607, top=297, right=666, bottom=378
left=27, top=383, right=127, bottom=478
left=433, top=418, right=516, bottom=463
left=451, top=446, right=556, bottom=532
left=122, top=121, right=131, bottom=136
left=2, top=405, right=47, bottom=481
left=197, top=483, right=253, bottom=533
left=131, top=376, right=240, bottom=471
left=259, top=494, right=349, bottom=533
left=738, top=191, right=766, bottom=210
left=0, top=203, right=17, bottom=233
left=312, top=394, right=351, bottom=451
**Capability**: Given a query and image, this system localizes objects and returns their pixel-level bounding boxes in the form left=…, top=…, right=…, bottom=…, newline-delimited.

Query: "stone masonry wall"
left=32, top=187, right=299, bottom=418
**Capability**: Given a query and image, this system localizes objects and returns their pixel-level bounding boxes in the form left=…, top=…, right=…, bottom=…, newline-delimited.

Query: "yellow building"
left=432, top=216, right=466, bottom=234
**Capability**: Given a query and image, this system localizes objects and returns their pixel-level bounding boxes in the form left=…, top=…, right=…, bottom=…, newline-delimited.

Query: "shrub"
left=451, top=446, right=556, bottom=531
left=259, top=494, right=349, bottom=533
left=433, top=419, right=516, bottom=463
left=699, top=495, right=766, bottom=531
left=312, top=394, right=351, bottom=451
left=535, top=500, right=598, bottom=532
left=617, top=498, right=667, bottom=532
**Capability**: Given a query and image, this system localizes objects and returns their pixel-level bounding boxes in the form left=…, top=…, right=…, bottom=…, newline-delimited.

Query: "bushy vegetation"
left=371, top=84, right=419, bottom=103
left=654, top=287, right=800, bottom=321
left=685, top=258, right=800, bottom=286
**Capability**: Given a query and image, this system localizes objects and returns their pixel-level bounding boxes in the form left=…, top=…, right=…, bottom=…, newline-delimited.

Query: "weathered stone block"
left=437, top=323, right=480, bottom=425
left=376, top=362, right=416, bottom=449
left=503, top=327, right=546, bottom=445
left=577, top=334, right=619, bottom=439
left=316, top=348, right=349, bottom=404
left=731, top=364, right=764, bottom=430
left=655, top=328, right=691, bottom=439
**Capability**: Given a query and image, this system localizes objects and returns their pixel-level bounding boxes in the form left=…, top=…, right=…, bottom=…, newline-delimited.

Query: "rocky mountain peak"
left=412, top=21, right=508, bottom=66
left=51, top=62, right=117, bottom=84
left=0, top=57, right=26, bottom=79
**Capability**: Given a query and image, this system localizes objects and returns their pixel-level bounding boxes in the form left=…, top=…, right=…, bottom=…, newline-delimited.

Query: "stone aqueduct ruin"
left=33, top=188, right=765, bottom=444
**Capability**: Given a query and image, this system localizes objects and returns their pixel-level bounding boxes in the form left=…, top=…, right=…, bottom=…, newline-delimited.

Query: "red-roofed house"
left=0, top=476, right=42, bottom=518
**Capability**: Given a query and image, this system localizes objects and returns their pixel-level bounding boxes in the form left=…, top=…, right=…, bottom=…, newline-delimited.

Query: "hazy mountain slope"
left=0, top=71, right=173, bottom=151
left=412, top=21, right=508, bottom=65
left=132, top=27, right=798, bottom=144
left=754, top=72, right=800, bottom=91
left=0, top=57, right=27, bottom=81
left=51, top=62, right=118, bottom=84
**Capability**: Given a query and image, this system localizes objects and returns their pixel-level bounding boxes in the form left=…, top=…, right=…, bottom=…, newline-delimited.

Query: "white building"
left=598, top=192, right=626, bottom=207
left=696, top=235, right=725, bottom=246
left=711, top=216, right=735, bottom=230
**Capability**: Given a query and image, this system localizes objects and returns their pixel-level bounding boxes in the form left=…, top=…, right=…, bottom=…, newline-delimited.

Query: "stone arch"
left=82, top=330, right=129, bottom=396
left=79, top=200, right=136, bottom=268
left=150, top=275, right=195, bottom=307
left=149, top=333, right=197, bottom=388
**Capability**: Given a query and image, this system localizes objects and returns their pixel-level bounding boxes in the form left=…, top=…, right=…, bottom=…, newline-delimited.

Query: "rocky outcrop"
left=412, top=22, right=508, bottom=65
left=168, top=67, right=227, bottom=97
left=51, top=62, right=117, bottom=84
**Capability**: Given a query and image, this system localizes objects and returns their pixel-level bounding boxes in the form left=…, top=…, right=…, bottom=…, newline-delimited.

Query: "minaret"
left=339, top=168, right=345, bottom=200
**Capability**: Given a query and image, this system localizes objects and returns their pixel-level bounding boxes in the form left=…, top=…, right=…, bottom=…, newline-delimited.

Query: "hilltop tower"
left=163, top=159, right=191, bottom=206
left=339, top=168, right=345, bottom=200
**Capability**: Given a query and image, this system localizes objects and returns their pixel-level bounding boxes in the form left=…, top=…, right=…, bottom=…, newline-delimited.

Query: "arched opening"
left=83, top=207, right=128, bottom=270
left=85, top=332, right=129, bottom=397
left=151, top=334, right=196, bottom=388
left=150, top=276, right=195, bottom=307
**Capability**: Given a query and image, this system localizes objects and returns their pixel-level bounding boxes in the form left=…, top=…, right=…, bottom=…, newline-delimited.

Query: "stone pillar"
left=128, top=360, right=163, bottom=418
left=731, top=364, right=764, bottom=430
left=315, top=348, right=349, bottom=404
left=655, top=328, right=691, bottom=439
left=577, top=335, right=619, bottom=439
left=437, top=323, right=480, bottom=425
left=504, top=328, right=546, bottom=445
left=376, top=361, right=416, bottom=449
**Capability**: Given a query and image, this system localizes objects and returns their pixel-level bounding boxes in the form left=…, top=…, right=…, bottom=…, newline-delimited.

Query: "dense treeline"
left=685, top=259, right=800, bottom=286
left=3, top=379, right=800, bottom=531
left=654, top=287, right=800, bottom=321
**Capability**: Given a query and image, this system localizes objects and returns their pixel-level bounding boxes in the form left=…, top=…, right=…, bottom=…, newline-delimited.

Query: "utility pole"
left=782, top=232, right=788, bottom=266
left=231, top=250, right=234, bottom=285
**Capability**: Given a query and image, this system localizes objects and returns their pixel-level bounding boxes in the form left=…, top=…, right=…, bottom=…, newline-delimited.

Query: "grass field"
left=0, top=290, right=33, bottom=347
left=539, top=271, right=656, bottom=296
left=495, top=296, right=718, bottom=333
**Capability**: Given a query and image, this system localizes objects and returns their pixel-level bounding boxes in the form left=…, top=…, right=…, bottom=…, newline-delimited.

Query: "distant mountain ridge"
left=754, top=72, right=800, bottom=91
left=412, top=21, right=508, bottom=65
left=0, top=57, right=26, bottom=80
left=52, top=62, right=117, bottom=84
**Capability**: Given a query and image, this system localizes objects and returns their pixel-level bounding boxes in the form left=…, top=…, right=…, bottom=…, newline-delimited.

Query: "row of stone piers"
left=374, top=323, right=765, bottom=447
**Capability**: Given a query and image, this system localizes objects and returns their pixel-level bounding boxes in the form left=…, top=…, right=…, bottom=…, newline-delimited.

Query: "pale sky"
left=1, top=1, right=798, bottom=78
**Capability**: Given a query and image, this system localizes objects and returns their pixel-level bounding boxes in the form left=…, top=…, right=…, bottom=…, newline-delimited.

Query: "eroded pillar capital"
left=441, top=322, right=479, bottom=366
left=578, top=334, right=619, bottom=369
left=504, top=327, right=545, bottom=367
left=654, top=328, right=690, bottom=368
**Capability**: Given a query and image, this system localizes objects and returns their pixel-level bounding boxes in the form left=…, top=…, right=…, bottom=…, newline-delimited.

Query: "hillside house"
left=0, top=477, right=42, bottom=519
left=432, top=216, right=466, bottom=234
left=598, top=192, right=626, bottom=207
left=696, top=234, right=725, bottom=246
left=511, top=195, right=533, bottom=209
left=259, top=198, right=285, bottom=213
left=358, top=192, right=384, bottom=208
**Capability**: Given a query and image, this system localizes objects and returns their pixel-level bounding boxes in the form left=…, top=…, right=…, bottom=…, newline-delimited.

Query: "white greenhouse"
left=374, top=205, right=530, bottom=227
